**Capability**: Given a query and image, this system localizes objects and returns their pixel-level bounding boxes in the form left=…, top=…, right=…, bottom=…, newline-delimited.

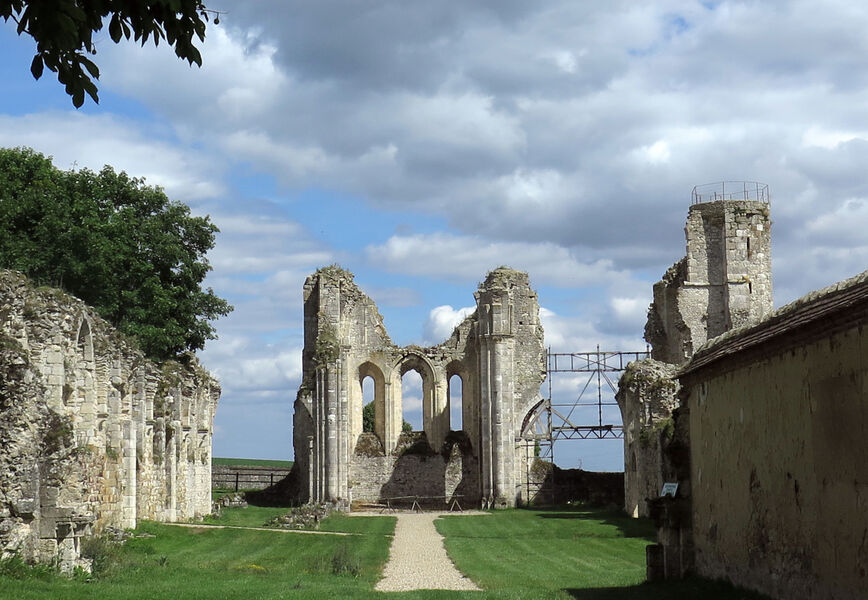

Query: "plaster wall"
left=686, top=325, right=868, bottom=600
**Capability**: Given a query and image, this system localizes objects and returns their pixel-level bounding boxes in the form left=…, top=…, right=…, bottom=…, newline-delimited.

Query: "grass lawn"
left=0, top=504, right=770, bottom=599
left=212, top=457, right=294, bottom=468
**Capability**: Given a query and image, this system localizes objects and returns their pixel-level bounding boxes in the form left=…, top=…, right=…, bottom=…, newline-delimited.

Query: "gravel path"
left=375, top=512, right=481, bottom=592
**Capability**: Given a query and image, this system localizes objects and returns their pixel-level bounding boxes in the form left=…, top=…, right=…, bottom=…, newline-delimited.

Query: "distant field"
left=212, top=457, right=294, bottom=468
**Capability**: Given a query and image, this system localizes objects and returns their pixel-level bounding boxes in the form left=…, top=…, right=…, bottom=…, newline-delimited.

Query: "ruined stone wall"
left=294, top=266, right=545, bottom=509
left=622, top=198, right=772, bottom=517
left=677, top=274, right=868, bottom=600
left=0, top=271, right=219, bottom=571
left=615, top=359, right=679, bottom=517
left=348, top=434, right=478, bottom=507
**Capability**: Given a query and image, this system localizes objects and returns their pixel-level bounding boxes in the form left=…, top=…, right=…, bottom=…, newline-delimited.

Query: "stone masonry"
left=293, top=266, right=546, bottom=509
left=618, top=198, right=773, bottom=517
left=0, top=270, right=219, bottom=571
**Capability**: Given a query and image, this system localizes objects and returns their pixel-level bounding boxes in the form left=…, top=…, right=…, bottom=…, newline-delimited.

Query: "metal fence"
left=691, top=181, right=769, bottom=204
left=211, top=466, right=292, bottom=491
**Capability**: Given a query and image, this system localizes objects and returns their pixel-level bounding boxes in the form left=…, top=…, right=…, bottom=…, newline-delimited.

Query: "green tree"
left=362, top=401, right=414, bottom=433
left=0, top=147, right=232, bottom=360
left=1, top=0, right=217, bottom=107
left=362, top=401, right=375, bottom=433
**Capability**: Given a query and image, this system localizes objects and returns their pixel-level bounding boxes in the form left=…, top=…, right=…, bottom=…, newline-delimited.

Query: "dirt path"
left=375, top=512, right=481, bottom=592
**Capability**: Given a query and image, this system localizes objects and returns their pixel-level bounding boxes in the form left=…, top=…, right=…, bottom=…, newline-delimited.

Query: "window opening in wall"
left=361, top=375, right=375, bottom=433
left=401, top=370, right=423, bottom=432
left=449, top=374, right=463, bottom=431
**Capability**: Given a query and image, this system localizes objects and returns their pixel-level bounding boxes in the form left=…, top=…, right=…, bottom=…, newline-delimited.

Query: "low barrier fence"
left=211, top=465, right=292, bottom=491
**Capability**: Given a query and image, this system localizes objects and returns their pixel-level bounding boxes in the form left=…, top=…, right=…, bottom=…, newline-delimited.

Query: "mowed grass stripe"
left=436, top=508, right=654, bottom=596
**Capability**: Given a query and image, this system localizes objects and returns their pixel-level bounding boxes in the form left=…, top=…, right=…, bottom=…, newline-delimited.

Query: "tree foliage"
left=0, top=147, right=232, bottom=360
left=1, top=0, right=215, bottom=107
left=362, top=401, right=414, bottom=433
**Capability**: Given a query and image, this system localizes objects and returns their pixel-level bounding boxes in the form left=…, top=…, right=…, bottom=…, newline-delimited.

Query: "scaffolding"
left=520, top=346, right=649, bottom=504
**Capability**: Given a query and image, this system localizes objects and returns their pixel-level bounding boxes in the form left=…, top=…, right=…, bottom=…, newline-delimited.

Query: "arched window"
left=449, top=374, right=463, bottom=432
left=401, top=369, right=423, bottom=432
left=361, top=375, right=375, bottom=433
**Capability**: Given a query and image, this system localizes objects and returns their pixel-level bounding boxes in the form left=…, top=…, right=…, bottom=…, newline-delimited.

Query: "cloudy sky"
left=3, top=1, right=868, bottom=470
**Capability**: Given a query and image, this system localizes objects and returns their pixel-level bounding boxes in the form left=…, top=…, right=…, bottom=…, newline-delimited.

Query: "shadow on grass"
left=530, top=505, right=656, bottom=539
left=564, top=577, right=773, bottom=599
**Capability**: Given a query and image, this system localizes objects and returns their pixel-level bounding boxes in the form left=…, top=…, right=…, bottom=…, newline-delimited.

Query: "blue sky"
left=5, top=1, right=868, bottom=470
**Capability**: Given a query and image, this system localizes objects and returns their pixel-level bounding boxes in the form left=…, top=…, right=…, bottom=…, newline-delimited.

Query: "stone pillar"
left=122, top=420, right=136, bottom=529
left=167, top=421, right=178, bottom=522
left=475, top=281, right=519, bottom=507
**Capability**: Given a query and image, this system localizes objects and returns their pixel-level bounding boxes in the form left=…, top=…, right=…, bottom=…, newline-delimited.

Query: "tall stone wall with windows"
left=0, top=270, right=219, bottom=571
left=293, top=266, right=546, bottom=509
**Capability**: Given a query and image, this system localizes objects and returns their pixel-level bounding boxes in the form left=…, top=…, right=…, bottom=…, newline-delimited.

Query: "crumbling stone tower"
left=645, top=198, right=772, bottom=363
left=293, top=266, right=546, bottom=509
left=619, top=189, right=773, bottom=517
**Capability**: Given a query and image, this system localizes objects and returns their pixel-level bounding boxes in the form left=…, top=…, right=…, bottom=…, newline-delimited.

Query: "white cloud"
left=423, top=305, right=475, bottom=344
left=366, top=232, right=628, bottom=288
left=0, top=113, right=224, bottom=202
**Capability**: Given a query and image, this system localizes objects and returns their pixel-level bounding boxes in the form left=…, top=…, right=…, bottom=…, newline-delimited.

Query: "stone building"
left=652, top=269, right=868, bottom=600
left=0, top=270, right=219, bottom=571
left=293, top=266, right=546, bottom=508
left=618, top=194, right=773, bottom=517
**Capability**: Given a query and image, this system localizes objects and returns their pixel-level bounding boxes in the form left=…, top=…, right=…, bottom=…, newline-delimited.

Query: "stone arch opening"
left=72, top=318, right=97, bottom=443
left=355, top=361, right=386, bottom=450
left=397, top=353, right=444, bottom=448
left=448, top=374, right=463, bottom=432
left=400, top=369, right=424, bottom=432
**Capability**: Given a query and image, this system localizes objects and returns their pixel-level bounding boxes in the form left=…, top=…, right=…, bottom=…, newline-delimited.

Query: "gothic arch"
left=355, top=360, right=388, bottom=449
left=395, top=352, right=445, bottom=448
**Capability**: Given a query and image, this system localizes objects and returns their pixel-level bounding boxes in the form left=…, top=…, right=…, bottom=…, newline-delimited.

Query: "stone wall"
left=294, top=266, right=546, bottom=509
left=666, top=270, right=868, bottom=600
left=0, top=270, right=219, bottom=571
left=211, top=466, right=293, bottom=491
left=616, top=359, right=679, bottom=517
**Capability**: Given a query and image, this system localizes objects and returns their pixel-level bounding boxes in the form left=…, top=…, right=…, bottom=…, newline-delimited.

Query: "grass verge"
left=0, top=504, right=771, bottom=600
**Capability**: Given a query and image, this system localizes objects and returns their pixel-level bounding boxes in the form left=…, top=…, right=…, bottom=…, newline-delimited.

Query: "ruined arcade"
left=293, top=266, right=546, bottom=508
left=0, top=271, right=219, bottom=571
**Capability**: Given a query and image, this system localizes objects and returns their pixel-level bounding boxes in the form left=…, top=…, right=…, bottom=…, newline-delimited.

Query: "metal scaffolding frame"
left=520, top=346, right=649, bottom=504
left=547, top=346, right=649, bottom=441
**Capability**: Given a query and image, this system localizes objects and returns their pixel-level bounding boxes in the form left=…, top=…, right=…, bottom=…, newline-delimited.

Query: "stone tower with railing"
left=645, top=184, right=773, bottom=364
left=619, top=182, right=773, bottom=518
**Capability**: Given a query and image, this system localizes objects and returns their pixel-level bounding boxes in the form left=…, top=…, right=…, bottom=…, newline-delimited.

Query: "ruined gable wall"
left=0, top=271, right=219, bottom=570
left=296, top=266, right=545, bottom=508
left=682, top=296, right=868, bottom=600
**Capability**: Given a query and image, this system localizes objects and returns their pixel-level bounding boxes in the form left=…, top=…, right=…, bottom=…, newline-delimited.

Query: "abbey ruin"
left=293, top=266, right=546, bottom=508
left=0, top=271, right=219, bottom=571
